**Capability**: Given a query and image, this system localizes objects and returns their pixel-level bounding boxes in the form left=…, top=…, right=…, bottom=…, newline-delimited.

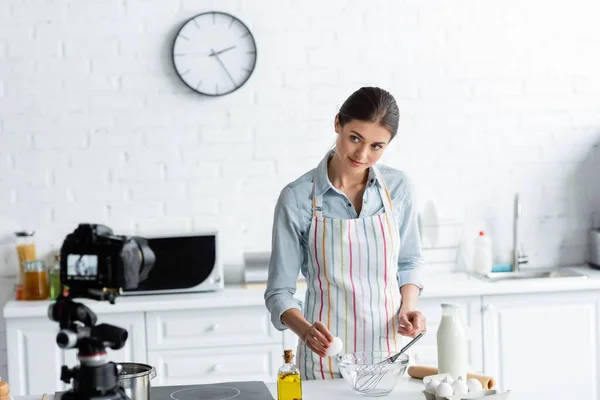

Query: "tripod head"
left=48, top=291, right=129, bottom=400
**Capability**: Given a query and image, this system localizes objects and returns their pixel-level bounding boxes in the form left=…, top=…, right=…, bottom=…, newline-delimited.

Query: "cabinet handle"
left=207, top=323, right=219, bottom=332
left=210, top=364, right=221, bottom=373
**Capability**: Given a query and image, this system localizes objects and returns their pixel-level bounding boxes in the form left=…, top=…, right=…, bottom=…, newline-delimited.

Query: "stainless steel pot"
left=117, top=363, right=156, bottom=400
left=589, top=228, right=600, bottom=269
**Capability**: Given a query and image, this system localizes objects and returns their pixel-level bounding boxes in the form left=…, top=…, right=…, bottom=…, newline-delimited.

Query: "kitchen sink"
left=471, top=268, right=588, bottom=282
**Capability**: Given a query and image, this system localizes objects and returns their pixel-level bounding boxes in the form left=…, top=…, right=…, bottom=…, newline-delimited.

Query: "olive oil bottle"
left=277, top=349, right=302, bottom=400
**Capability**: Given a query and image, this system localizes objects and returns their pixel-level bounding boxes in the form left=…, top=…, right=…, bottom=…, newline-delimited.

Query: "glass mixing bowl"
left=336, top=351, right=409, bottom=397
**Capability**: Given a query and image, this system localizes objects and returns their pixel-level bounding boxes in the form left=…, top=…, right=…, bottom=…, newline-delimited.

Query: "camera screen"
left=67, top=254, right=98, bottom=279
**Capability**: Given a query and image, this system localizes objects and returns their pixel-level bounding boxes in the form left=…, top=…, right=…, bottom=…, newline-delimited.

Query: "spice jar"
left=15, top=231, right=36, bottom=285
left=23, top=259, right=49, bottom=301
left=14, top=284, right=24, bottom=300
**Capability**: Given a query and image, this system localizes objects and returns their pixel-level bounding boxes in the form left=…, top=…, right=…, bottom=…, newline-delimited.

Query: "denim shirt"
left=265, top=150, right=424, bottom=331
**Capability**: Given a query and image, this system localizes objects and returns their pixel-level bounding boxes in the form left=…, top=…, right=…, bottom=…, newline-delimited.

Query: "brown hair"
left=337, top=87, right=400, bottom=139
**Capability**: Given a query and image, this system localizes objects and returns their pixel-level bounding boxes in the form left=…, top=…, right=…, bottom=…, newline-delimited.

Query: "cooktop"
left=150, top=381, right=274, bottom=400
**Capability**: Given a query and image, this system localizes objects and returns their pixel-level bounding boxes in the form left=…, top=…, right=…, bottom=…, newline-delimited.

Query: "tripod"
left=48, top=291, right=129, bottom=400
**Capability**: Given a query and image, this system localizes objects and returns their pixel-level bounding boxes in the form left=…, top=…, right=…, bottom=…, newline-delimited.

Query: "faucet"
left=512, top=193, right=529, bottom=271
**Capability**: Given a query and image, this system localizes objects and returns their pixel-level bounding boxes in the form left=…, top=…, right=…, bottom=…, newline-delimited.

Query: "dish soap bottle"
left=277, top=349, right=302, bottom=400
left=437, top=302, right=468, bottom=380
left=473, top=231, right=493, bottom=275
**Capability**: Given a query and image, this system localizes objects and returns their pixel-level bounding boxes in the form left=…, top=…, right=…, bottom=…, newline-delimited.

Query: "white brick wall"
left=1, top=0, right=600, bottom=377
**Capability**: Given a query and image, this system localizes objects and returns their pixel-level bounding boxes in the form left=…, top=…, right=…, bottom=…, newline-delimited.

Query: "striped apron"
left=298, top=171, right=403, bottom=380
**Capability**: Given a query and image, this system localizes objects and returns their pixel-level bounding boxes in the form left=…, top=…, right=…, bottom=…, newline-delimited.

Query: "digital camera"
left=59, top=224, right=155, bottom=292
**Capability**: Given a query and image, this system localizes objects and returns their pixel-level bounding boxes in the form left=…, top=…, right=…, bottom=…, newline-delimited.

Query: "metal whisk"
left=353, top=333, right=425, bottom=393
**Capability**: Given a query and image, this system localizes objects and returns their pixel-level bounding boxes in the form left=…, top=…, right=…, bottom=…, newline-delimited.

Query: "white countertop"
left=3, top=265, right=599, bottom=319
left=10, top=377, right=426, bottom=400
left=265, top=377, right=425, bottom=399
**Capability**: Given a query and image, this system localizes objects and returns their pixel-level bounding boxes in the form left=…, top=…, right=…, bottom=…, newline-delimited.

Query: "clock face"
left=172, top=12, right=257, bottom=96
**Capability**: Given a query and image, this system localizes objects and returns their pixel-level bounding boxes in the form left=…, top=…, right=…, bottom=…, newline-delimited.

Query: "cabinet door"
left=147, top=344, right=282, bottom=386
left=412, top=297, right=483, bottom=373
left=146, top=306, right=278, bottom=350
left=483, top=291, right=600, bottom=399
left=6, top=318, right=65, bottom=396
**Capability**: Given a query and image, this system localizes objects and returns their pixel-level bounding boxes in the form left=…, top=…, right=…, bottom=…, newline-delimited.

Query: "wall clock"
left=172, top=12, right=257, bottom=96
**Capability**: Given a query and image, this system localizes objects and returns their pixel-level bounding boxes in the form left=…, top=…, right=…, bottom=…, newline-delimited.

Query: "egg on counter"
left=441, top=376, right=454, bottom=385
left=451, top=377, right=469, bottom=395
left=466, top=378, right=483, bottom=393
left=425, top=379, right=441, bottom=394
left=435, top=382, right=453, bottom=397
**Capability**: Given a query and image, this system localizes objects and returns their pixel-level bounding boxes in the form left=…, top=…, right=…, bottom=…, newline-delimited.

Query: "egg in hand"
left=326, top=337, right=343, bottom=356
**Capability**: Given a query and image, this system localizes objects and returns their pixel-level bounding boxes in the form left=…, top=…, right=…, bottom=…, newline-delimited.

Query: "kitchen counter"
left=265, top=377, right=426, bottom=399
left=3, top=265, right=598, bottom=319
left=11, top=377, right=427, bottom=400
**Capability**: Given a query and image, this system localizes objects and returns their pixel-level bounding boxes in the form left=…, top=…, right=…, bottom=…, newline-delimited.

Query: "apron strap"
left=311, top=177, right=324, bottom=218
left=376, top=170, right=394, bottom=214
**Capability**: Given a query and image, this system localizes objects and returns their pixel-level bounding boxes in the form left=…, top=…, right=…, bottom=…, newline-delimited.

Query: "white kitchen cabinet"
left=482, top=291, right=600, bottom=400
left=6, top=312, right=146, bottom=396
left=146, top=306, right=279, bottom=350
left=148, top=344, right=282, bottom=386
left=145, top=307, right=284, bottom=385
left=412, top=297, right=483, bottom=373
left=5, top=317, right=65, bottom=395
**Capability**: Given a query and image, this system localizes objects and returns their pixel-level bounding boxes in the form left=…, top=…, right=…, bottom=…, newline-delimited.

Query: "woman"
left=265, top=87, right=426, bottom=380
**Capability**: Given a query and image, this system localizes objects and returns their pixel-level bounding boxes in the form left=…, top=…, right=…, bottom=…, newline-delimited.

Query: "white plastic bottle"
left=472, top=231, right=493, bottom=275
left=437, top=302, right=468, bottom=380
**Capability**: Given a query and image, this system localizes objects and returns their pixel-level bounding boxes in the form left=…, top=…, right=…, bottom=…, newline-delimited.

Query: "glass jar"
left=15, top=231, right=36, bottom=286
left=49, top=254, right=62, bottom=300
left=14, top=283, right=24, bottom=300
left=23, top=259, right=49, bottom=301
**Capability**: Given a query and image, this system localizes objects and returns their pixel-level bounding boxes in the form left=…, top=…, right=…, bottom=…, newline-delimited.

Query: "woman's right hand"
left=301, top=321, right=334, bottom=358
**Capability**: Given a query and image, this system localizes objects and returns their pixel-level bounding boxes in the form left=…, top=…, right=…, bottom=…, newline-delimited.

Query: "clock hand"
left=210, top=48, right=237, bottom=88
left=209, top=45, right=236, bottom=57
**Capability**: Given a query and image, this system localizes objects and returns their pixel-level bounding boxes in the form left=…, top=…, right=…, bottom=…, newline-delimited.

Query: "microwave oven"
left=122, top=232, right=223, bottom=295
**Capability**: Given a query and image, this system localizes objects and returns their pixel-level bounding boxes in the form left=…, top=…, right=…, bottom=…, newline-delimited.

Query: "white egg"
left=435, top=382, right=453, bottom=397
left=442, top=376, right=454, bottom=385
left=326, top=337, right=343, bottom=356
left=451, top=379, right=469, bottom=396
left=425, top=379, right=441, bottom=394
left=466, top=378, right=483, bottom=393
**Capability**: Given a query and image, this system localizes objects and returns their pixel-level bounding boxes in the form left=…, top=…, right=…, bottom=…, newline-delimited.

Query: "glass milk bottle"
left=437, top=302, right=468, bottom=380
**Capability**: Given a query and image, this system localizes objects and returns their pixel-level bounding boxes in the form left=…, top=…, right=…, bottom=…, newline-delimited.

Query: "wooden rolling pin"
left=0, top=379, right=10, bottom=400
left=407, top=366, right=496, bottom=390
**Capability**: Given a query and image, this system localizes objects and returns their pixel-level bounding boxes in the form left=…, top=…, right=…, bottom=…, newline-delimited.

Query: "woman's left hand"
left=397, top=310, right=426, bottom=338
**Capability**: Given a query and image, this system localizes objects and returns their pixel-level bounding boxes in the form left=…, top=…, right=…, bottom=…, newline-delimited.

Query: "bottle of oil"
left=49, top=254, right=62, bottom=300
left=277, top=349, right=302, bottom=400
